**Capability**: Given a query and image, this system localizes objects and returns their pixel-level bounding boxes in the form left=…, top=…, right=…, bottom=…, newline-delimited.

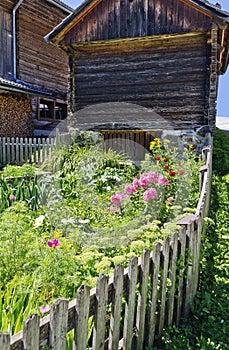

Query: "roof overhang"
left=0, top=78, right=54, bottom=98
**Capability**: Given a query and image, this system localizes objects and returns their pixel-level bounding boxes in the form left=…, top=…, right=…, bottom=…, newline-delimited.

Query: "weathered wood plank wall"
left=65, top=0, right=212, bottom=44
left=72, top=32, right=210, bottom=128
left=0, top=8, right=13, bottom=79
left=17, top=0, right=69, bottom=96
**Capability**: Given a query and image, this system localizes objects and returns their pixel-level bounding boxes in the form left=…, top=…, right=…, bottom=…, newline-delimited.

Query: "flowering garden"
left=0, top=135, right=202, bottom=339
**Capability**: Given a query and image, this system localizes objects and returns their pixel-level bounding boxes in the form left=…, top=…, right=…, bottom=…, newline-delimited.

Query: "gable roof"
left=45, top=0, right=229, bottom=44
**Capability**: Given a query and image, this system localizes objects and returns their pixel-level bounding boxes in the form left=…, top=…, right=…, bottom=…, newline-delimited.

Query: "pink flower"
left=47, top=238, right=60, bottom=249
left=178, top=169, right=184, bottom=175
left=124, top=184, right=136, bottom=195
left=143, top=188, right=158, bottom=201
left=139, top=174, right=150, bottom=188
left=133, top=179, right=140, bottom=189
left=40, top=305, right=51, bottom=315
left=147, top=172, right=159, bottom=183
left=158, top=176, right=169, bottom=186
left=111, top=192, right=126, bottom=207
left=167, top=196, right=174, bottom=203
left=9, top=194, right=16, bottom=200
left=110, top=206, right=117, bottom=213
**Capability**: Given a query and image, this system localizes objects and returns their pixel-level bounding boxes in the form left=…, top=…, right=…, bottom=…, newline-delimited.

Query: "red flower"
left=191, top=145, right=196, bottom=150
left=178, top=169, right=184, bottom=175
left=170, top=147, right=174, bottom=152
left=178, top=161, right=181, bottom=166
left=164, top=164, right=169, bottom=170
left=155, top=155, right=161, bottom=161
left=169, top=170, right=176, bottom=177
left=163, top=157, right=169, bottom=162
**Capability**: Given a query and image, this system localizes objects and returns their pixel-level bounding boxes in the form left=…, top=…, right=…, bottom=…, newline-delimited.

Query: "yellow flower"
left=54, top=231, right=62, bottom=239
left=149, top=138, right=161, bottom=150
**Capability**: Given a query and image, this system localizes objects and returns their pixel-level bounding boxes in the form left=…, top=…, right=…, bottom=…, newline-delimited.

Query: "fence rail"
left=0, top=146, right=212, bottom=350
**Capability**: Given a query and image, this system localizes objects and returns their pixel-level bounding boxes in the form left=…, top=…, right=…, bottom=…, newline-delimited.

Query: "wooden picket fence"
left=0, top=131, right=71, bottom=167
left=0, top=147, right=212, bottom=350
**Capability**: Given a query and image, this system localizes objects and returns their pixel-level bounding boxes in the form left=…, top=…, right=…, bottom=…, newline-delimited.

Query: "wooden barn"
left=46, top=0, right=229, bottom=136
left=0, top=0, right=72, bottom=137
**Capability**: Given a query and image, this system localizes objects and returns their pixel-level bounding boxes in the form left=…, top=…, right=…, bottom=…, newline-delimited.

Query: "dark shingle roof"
left=0, top=77, right=53, bottom=97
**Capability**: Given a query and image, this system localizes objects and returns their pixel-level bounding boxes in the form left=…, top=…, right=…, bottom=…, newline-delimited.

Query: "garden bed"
left=0, top=136, right=203, bottom=335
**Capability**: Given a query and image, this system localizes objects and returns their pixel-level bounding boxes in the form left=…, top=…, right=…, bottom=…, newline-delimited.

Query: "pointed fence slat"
left=174, top=225, right=187, bottom=325
left=183, top=222, right=195, bottom=317
left=92, top=274, right=109, bottom=350
left=0, top=333, right=10, bottom=350
left=167, top=231, right=178, bottom=326
left=49, top=298, right=69, bottom=350
left=147, top=242, right=161, bottom=348
left=158, top=236, right=170, bottom=335
left=135, top=249, right=150, bottom=350
left=23, top=314, right=40, bottom=350
left=108, top=264, right=124, bottom=350
left=74, top=284, right=90, bottom=350
left=123, top=256, right=138, bottom=350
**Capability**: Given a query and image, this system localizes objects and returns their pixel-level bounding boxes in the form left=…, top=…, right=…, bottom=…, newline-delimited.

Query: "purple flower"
left=158, top=176, right=169, bottom=186
left=124, top=184, right=136, bottom=195
left=40, top=305, right=51, bottom=315
left=143, top=188, right=158, bottom=201
left=47, top=238, right=60, bottom=249
left=110, top=192, right=127, bottom=207
left=9, top=194, right=16, bottom=200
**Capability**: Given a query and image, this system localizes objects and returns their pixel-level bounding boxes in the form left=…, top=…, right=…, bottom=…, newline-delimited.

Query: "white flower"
left=34, top=215, right=45, bottom=228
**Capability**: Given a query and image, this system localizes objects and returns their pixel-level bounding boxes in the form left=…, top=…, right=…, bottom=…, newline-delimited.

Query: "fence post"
left=108, top=264, right=124, bottom=350
left=135, top=249, right=150, bottom=350
left=74, top=285, right=90, bottom=350
left=174, top=226, right=187, bottom=325
left=167, top=231, right=178, bottom=326
left=49, top=298, right=69, bottom=350
left=122, top=256, right=138, bottom=350
left=23, top=314, right=40, bottom=350
left=147, top=242, right=161, bottom=348
left=92, top=274, right=109, bottom=350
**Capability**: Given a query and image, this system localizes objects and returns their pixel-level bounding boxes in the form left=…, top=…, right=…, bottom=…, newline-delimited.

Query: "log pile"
left=0, top=95, right=34, bottom=137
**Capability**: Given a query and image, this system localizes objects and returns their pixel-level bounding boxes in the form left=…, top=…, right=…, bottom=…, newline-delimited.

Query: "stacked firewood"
left=0, top=95, right=34, bottom=137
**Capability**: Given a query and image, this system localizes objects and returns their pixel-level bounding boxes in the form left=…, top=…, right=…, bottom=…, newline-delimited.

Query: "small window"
left=39, top=98, right=67, bottom=120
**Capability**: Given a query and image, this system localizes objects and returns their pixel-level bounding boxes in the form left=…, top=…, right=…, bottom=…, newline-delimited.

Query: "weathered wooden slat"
left=108, top=264, right=124, bottom=350
left=174, top=226, right=187, bottom=325
left=183, top=222, right=194, bottom=317
left=49, top=298, right=69, bottom=350
left=135, top=249, right=150, bottom=350
left=74, top=285, right=90, bottom=350
left=147, top=242, right=161, bottom=347
left=158, top=236, right=170, bottom=335
left=92, top=274, right=109, bottom=350
left=23, top=314, right=40, bottom=350
left=123, top=256, right=138, bottom=350
left=167, top=231, right=178, bottom=326
left=0, top=333, right=10, bottom=350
